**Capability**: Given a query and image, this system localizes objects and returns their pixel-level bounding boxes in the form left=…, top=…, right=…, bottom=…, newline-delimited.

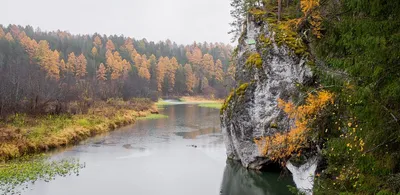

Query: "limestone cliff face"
left=220, top=16, right=312, bottom=170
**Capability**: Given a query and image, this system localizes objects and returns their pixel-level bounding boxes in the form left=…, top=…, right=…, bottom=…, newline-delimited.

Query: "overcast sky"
left=1, top=0, right=233, bottom=44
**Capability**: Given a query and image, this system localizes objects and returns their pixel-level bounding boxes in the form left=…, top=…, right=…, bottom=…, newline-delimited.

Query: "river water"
left=22, top=102, right=294, bottom=195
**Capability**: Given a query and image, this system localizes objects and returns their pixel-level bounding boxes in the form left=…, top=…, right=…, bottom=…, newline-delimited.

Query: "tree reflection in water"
left=220, top=160, right=294, bottom=195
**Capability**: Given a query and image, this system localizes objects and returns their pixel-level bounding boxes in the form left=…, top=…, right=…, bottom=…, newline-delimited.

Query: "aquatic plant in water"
left=0, top=155, right=83, bottom=195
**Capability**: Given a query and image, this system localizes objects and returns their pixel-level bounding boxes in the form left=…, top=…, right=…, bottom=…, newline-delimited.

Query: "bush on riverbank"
left=0, top=98, right=156, bottom=161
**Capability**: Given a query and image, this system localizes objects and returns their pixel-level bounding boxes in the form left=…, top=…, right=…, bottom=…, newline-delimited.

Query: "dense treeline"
left=0, top=25, right=235, bottom=117
left=230, top=0, right=400, bottom=194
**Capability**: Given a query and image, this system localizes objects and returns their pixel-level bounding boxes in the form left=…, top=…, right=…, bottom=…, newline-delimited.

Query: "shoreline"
left=0, top=99, right=157, bottom=162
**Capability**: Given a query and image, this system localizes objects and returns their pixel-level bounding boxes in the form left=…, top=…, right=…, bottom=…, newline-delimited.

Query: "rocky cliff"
left=221, top=14, right=312, bottom=169
left=220, top=13, right=315, bottom=192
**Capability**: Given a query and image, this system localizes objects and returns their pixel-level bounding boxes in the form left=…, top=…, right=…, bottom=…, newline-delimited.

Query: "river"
left=22, top=102, right=294, bottom=195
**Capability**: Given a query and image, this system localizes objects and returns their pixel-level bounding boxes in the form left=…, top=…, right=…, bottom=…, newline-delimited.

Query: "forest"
left=226, top=0, right=400, bottom=194
left=0, top=25, right=234, bottom=117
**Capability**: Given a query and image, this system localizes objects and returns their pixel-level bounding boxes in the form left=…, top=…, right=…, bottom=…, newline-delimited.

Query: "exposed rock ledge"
left=220, top=13, right=315, bottom=190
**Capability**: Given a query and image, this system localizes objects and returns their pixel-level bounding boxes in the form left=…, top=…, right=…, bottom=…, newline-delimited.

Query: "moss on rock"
left=246, top=53, right=263, bottom=70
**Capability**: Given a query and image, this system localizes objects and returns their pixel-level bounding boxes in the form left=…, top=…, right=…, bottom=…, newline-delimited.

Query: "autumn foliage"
left=255, top=90, right=334, bottom=161
left=0, top=25, right=233, bottom=117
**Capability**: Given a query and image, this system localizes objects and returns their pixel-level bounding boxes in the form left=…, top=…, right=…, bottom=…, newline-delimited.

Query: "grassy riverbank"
left=179, top=96, right=224, bottom=104
left=156, top=97, right=223, bottom=109
left=138, top=114, right=168, bottom=120
left=198, top=103, right=222, bottom=109
left=0, top=98, right=157, bottom=161
left=180, top=96, right=223, bottom=109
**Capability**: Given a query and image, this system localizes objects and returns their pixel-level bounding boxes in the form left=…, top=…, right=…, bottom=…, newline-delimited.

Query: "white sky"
left=1, top=0, right=233, bottom=44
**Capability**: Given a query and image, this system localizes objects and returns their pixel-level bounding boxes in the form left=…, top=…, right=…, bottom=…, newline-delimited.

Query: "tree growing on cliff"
left=255, top=90, right=334, bottom=160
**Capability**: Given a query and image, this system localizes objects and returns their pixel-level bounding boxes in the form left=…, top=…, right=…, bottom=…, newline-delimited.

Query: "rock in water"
left=220, top=13, right=312, bottom=170
left=286, top=157, right=318, bottom=195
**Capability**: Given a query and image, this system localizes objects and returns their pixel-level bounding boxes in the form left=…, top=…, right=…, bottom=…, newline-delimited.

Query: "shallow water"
left=22, top=102, right=294, bottom=195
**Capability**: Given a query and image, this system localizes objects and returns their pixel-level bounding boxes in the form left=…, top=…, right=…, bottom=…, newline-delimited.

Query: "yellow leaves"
left=66, top=52, right=77, bottom=74
left=26, top=40, right=61, bottom=80
left=156, top=57, right=168, bottom=93
left=19, top=32, right=38, bottom=60
left=59, top=59, right=66, bottom=73
left=286, top=0, right=322, bottom=38
left=93, top=36, right=102, bottom=48
left=75, top=54, right=87, bottom=78
left=184, top=64, right=195, bottom=93
left=166, top=57, right=179, bottom=91
left=91, top=47, right=98, bottom=57
left=186, top=47, right=203, bottom=65
left=96, top=63, right=107, bottom=81
left=214, top=59, right=224, bottom=82
left=134, top=54, right=151, bottom=81
left=4, top=32, right=14, bottom=42
left=106, top=39, right=115, bottom=51
left=300, top=0, right=320, bottom=15
left=105, top=50, right=131, bottom=80
left=0, top=27, right=4, bottom=39
left=278, top=99, right=296, bottom=118
left=121, top=38, right=136, bottom=55
left=255, top=90, right=334, bottom=160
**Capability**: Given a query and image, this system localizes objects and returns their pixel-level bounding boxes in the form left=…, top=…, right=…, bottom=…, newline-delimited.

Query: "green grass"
left=155, top=99, right=175, bottom=107
left=137, top=114, right=168, bottom=120
left=198, top=103, right=222, bottom=109
left=0, top=155, right=83, bottom=195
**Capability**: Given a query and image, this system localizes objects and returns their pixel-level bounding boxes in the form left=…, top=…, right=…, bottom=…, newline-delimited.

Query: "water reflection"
left=220, top=160, right=293, bottom=195
left=175, top=126, right=220, bottom=139
left=20, top=103, right=294, bottom=195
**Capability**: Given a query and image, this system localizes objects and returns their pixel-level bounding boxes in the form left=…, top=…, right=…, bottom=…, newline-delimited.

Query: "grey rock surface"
left=221, top=17, right=312, bottom=169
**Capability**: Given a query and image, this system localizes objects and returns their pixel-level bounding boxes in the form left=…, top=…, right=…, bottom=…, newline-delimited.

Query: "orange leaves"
left=300, top=0, right=320, bottom=15
left=91, top=47, right=98, bottom=57
left=300, top=0, right=322, bottom=38
left=278, top=99, right=296, bottom=118
left=121, top=38, right=136, bottom=55
left=106, top=40, right=115, bottom=51
left=65, top=53, right=87, bottom=79
left=109, top=51, right=123, bottom=80
left=4, top=33, right=14, bottom=42
left=96, top=63, right=107, bottom=82
left=26, top=40, right=60, bottom=80
left=138, top=66, right=151, bottom=81
left=135, top=54, right=151, bottom=81
left=202, top=53, right=215, bottom=74
left=19, top=32, right=38, bottom=60
left=186, top=47, right=203, bottom=65
left=287, top=0, right=322, bottom=38
left=75, top=54, right=87, bottom=78
left=184, top=64, right=195, bottom=93
left=0, top=27, right=4, bottom=39
left=59, top=59, right=66, bottom=73
left=214, top=59, right=224, bottom=82
left=156, top=57, right=167, bottom=93
left=255, top=90, right=334, bottom=160
left=66, top=53, right=77, bottom=74
left=93, top=36, right=102, bottom=48
left=105, top=50, right=130, bottom=80
left=166, top=57, right=179, bottom=92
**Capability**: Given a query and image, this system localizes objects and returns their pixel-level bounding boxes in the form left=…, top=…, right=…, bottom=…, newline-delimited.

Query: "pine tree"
left=156, top=57, right=167, bottom=93
left=0, top=27, right=5, bottom=39
left=4, top=32, right=14, bottom=42
left=96, top=63, right=107, bottom=81
left=66, top=52, right=77, bottom=74
left=214, top=59, right=224, bottom=82
left=106, top=39, right=115, bottom=51
left=91, top=47, right=98, bottom=57
left=76, top=54, right=87, bottom=78
left=184, top=64, right=195, bottom=93
left=93, top=35, right=102, bottom=48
